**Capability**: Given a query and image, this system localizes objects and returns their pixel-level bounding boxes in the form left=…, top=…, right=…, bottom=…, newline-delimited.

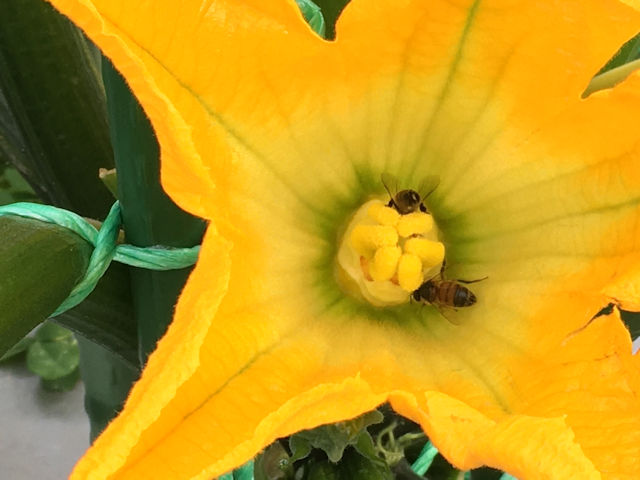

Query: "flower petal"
left=44, top=0, right=640, bottom=478
left=46, top=0, right=640, bottom=219
left=71, top=226, right=389, bottom=479
left=391, top=391, right=601, bottom=480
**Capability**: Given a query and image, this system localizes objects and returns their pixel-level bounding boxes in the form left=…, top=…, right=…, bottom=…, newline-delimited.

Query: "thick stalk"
left=101, top=59, right=205, bottom=364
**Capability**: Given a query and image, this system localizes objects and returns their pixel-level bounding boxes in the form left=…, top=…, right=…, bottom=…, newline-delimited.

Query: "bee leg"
left=457, top=275, right=488, bottom=284
left=439, top=259, right=447, bottom=275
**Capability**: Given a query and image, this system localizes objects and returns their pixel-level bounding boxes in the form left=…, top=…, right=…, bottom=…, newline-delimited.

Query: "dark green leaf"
left=468, top=467, right=504, bottom=480
left=296, top=0, right=327, bottom=37
left=390, top=459, right=425, bottom=480
left=55, top=262, right=139, bottom=371
left=622, top=310, right=640, bottom=340
left=0, top=160, right=38, bottom=205
left=312, top=0, right=350, bottom=39
left=26, top=322, right=79, bottom=379
left=290, top=435, right=314, bottom=463
left=290, top=410, right=384, bottom=463
left=422, top=452, right=461, bottom=480
left=352, top=431, right=383, bottom=465
left=307, top=460, right=341, bottom=480
left=41, top=366, right=80, bottom=391
left=337, top=448, right=393, bottom=480
left=0, top=216, right=91, bottom=357
left=598, top=33, right=640, bottom=74
left=255, top=442, right=294, bottom=480
left=0, top=335, right=35, bottom=362
left=0, top=0, right=114, bottom=217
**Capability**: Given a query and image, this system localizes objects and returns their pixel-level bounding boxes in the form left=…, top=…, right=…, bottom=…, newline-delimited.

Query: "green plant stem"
left=101, top=58, right=205, bottom=365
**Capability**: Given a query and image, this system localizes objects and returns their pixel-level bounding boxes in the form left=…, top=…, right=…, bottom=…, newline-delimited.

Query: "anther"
left=368, top=203, right=400, bottom=226
left=403, top=237, right=445, bottom=267
left=337, top=199, right=445, bottom=306
left=350, top=224, right=398, bottom=257
left=397, top=254, right=423, bottom=291
left=397, top=212, right=433, bottom=237
left=369, top=246, right=402, bottom=281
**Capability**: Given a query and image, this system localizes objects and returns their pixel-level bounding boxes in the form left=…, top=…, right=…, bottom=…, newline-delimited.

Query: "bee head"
left=396, top=189, right=422, bottom=214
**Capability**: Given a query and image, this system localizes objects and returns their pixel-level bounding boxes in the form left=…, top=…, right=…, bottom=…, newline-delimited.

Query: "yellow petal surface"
left=42, top=0, right=640, bottom=478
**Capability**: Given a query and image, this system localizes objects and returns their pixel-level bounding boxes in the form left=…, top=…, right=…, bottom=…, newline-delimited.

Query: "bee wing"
left=416, top=174, right=441, bottom=201
left=380, top=172, right=398, bottom=198
left=437, top=306, right=463, bottom=325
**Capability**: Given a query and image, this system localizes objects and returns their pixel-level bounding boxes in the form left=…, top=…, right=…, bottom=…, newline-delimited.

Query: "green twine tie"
left=0, top=201, right=200, bottom=317
left=411, top=441, right=439, bottom=475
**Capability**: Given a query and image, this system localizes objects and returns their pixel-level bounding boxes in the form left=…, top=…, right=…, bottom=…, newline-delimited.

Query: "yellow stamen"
left=368, top=203, right=400, bottom=226
left=397, top=212, right=433, bottom=237
left=337, top=199, right=446, bottom=306
left=369, top=246, right=402, bottom=282
left=397, top=254, right=424, bottom=291
left=404, top=237, right=445, bottom=268
left=350, top=224, right=398, bottom=257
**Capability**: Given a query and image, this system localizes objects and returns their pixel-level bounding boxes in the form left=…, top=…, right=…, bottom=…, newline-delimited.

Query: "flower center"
left=336, top=199, right=445, bottom=306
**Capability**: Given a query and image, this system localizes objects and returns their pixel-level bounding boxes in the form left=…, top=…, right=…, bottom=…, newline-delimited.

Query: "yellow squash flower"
left=44, top=0, right=640, bottom=478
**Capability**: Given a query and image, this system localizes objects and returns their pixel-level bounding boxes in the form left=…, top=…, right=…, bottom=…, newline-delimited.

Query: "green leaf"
left=469, top=467, right=504, bottom=480
left=0, top=335, right=35, bottom=362
left=255, top=442, right=293, bottom=480
left=0, top=159, right=37, bottom=205
left=353, top=432, right=385, bottom=467
left=337, top=448, right=393, bottom=480
left=26, top=322, right=79, bottom=379
left=584, top=33, right=640, bottom=97
left=290, top=434, right=314, bottom=463
left=0, top=0, right=114, bottom=218
left=290, top=410, right=384, bottom=463
left=307, top=461, right=341, bottom=480
left=0, top=216, right=91, bottom=357
left=311, top=0, right=350, bottom=39
left=622, top=310, right=640, bottom=340
left=296, top=0, right=327, bottom=37
left=55, top=262, right=139, bottom=370
left=598, top=33, right=640, bottom=74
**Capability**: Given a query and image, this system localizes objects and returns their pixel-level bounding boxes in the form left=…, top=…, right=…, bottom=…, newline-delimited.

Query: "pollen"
left=350, top=224, right=398, bottom=257
left=338, top=199, right=446, bottom=306
left=368, top=203, right=400, bottom=226
left=397, top=211, right=433, bottom=237
left=404, top=237, right=445, bottom=266
left=369, top=246, right=402, bottom=281
left=397, top=254, right=423, bottom=291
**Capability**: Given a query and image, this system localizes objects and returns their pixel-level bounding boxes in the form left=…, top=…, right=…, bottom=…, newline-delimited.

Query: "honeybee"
left=412, top=262, right=487, bottom=323
left=412, top=278, right=478, bottom=308
left=381, top=173, right=439, bottom=215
